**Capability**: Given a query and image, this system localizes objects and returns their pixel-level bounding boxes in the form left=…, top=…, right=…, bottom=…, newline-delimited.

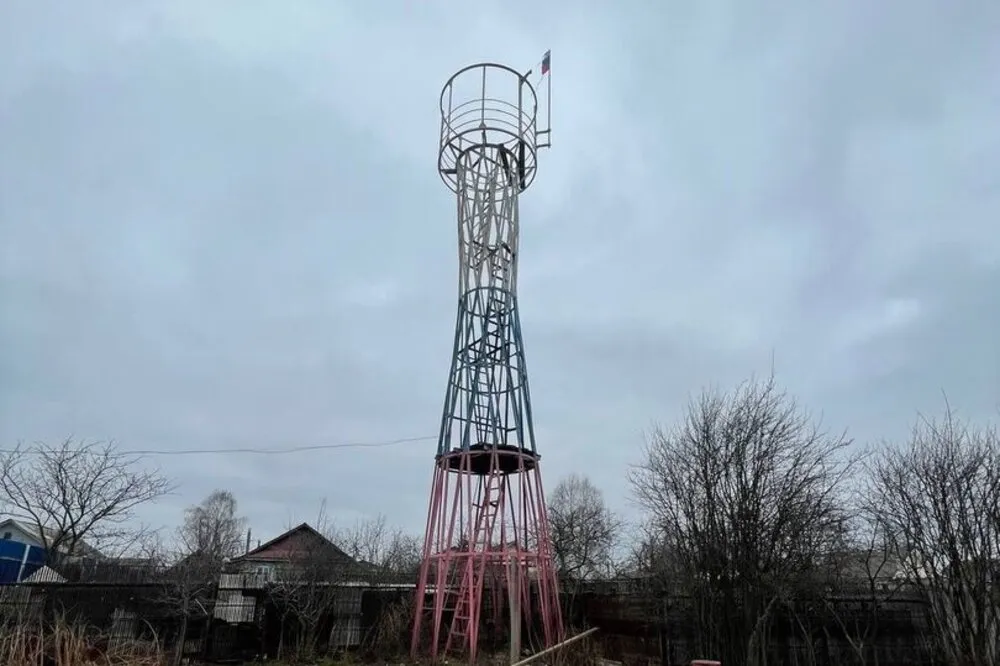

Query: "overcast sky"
left=1, top=0, right=997, bottom=546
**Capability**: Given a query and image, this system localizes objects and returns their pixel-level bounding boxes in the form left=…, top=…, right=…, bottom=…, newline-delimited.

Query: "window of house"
left=2, top=532, right=11, bottom=540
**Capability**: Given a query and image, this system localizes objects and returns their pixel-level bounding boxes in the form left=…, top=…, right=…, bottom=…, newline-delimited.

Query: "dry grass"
left=0, top=614, right=168, bottom=666
left=364, top=596, right=413, bottom=659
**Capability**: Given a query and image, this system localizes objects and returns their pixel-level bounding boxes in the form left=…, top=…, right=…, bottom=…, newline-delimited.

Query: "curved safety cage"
left=438, top=63, right=540, bottom=193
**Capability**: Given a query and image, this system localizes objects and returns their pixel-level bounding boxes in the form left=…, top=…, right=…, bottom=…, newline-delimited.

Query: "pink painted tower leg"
left=411, top=447, right=564, bottom=662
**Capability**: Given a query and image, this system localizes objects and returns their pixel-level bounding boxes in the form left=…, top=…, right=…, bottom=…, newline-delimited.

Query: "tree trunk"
left=173, top=613, right=189, bottom=666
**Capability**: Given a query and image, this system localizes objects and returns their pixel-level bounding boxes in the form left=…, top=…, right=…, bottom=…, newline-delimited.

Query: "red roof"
left=235, top=523, right=352, bottom=564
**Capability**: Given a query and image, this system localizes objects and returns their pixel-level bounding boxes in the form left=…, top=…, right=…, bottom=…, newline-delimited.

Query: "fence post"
left=16, top=542, right=31, bottom=582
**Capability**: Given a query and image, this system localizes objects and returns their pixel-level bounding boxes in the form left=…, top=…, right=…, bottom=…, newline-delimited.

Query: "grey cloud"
left=1, top=0, right=997, bottom=539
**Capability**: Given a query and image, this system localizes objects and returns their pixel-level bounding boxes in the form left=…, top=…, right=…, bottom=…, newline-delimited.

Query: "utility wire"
left=0, top=435, right=438, bottom=457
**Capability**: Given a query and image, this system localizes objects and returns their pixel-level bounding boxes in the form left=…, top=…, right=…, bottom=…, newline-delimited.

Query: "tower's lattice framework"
left=411, top=62, right=563, bottom=662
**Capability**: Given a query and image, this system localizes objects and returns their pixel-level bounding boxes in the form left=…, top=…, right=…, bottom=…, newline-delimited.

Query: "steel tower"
left=411, top=60, right=563, bottom=662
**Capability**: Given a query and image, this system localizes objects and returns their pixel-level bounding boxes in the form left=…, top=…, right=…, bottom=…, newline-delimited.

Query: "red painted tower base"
left=411, top=445, right=564, bottom=662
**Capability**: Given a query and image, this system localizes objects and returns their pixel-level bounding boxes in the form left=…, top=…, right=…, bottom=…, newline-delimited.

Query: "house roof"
left=227, top=523, right=421, bottom=586
left=234, top=523, right=352, bottom=563
left=0, top=518, right=103, bottom=558
left=23, top=565, right=67, bottom=584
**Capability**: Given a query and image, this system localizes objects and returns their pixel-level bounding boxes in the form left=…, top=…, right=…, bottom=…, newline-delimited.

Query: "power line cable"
left=0, top=435, right=438, bottom=457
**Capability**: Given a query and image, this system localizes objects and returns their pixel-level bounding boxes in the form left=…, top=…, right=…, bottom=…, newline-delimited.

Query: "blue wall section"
left=0, top=539, right=45, bottom=583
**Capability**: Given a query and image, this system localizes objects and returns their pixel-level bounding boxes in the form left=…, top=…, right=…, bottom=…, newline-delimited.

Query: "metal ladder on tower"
left=444, top=473, right=505, bottom=655
left=471, top=290, right=509, bottom=442
left=472, top=373, right=493, bottom=436
left=473, top=472, right=504, bottom=549
left=443, top=555, right=477, bottom=655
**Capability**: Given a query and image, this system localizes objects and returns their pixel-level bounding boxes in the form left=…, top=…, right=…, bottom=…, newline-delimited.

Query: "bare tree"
left=135, top=532, right=221, bottom=666
left=622, top=519, right=695, bottom=598
left=269, top=525, right=356, bottom=660
left=178, top=490, right=247, bottom=560
left=0, top=438, right=173, bottom=564
left=629, top=375, right=858, bottom=666
left=866, top=406, right=1000, bottom=666
left=330, top=514, right=421, bottom=580
left=625, top=519, right=722, bottom=663
left=266, top=505, right=422, bottom=660
left=548, top=473, right=621, bottom=582
left=811, top=513, right=911, bottom=666
left=143, top=491, right=247, bottom=665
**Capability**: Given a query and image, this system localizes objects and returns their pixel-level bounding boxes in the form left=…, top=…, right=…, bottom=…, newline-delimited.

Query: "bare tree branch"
left=548, top=473, right=621, bottom=581
left=329, top=514, right=421, bottom=581
left=0, top=438, right=174, bottom=564
left=866, top=406, right=1000, bottom=666
left=139, top=531, right=223, bottom=666
left=178, top=489, right=247, bottom=560
left=628, top=375, right=859, bottom=666
left=268, top=527, right=356, bottom=660
left=265, top=506, right=420, bottom=660
left=818, top=512, right=909, bottom=666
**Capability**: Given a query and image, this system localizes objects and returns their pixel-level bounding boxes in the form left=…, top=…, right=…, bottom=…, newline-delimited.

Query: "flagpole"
left=546, top=60, right=552, bottom=147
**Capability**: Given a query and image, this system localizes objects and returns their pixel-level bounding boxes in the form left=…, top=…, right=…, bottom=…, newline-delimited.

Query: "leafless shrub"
left=364, top=595, right=414, bottom=659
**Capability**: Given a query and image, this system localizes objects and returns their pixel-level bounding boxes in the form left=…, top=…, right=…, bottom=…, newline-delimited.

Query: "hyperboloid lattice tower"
left=411, top=60, right=563, bottom=662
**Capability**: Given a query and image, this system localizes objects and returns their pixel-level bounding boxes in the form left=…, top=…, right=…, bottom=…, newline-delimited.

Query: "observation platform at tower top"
left=437, top=62, right=550, bottom=194
left=437, top=443, right=540, bottom=475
